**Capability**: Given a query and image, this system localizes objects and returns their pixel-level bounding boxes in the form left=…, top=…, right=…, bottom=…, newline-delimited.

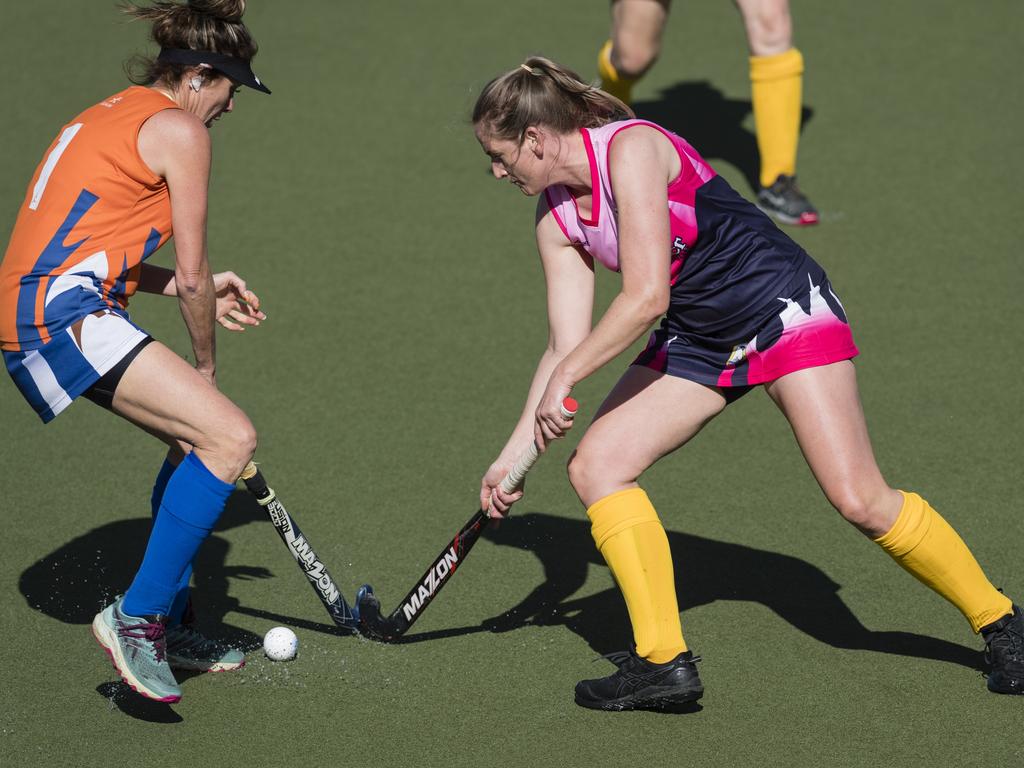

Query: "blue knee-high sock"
left=150, top=457, right=193, bottom=625
left=123, top=453, right=234, bottom=618
left=150, top=457, right=177, bottom=517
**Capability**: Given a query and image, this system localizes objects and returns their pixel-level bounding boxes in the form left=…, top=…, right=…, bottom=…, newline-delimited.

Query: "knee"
left=221, top=414, right=258, bottom=472
left=235, top=418, right=258, bottom=463
left=745, top=1, right=793, bottom=55
left=566, top=448, right=581, bottom=487
left=614, top=43, right=659, bottom=78
left=829, top=486, right=898, bottom=537
left=567, top=445, right=626, bottom=508
left=566, top=448, right=593, bottom=501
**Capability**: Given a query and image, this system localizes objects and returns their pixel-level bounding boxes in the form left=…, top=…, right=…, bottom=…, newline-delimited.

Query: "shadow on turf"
left=478, top=512, right=984, bottom=673
left=96, top=682, right=185, bottom=723
left=631, top=80, right=814, bottom=194
left=20, top=491, right=270, bottom=722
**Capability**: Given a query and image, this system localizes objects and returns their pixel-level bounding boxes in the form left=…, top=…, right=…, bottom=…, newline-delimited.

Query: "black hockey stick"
left=239, top=462, right=359, bottom=633
left=356, top=397, right=578, bottom=642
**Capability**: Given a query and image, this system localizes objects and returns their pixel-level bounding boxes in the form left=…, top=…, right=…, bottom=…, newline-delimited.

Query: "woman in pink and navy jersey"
left=473, top=57, right=1022, bottom=712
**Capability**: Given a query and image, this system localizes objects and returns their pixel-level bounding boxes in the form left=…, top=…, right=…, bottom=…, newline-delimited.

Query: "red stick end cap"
left=562, top=396, right=579, bottom=415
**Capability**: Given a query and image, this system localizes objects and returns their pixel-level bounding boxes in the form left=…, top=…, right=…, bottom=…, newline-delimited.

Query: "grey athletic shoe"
left=92, top=596, right=182, bottom=703
left=165, top=622, right=245, bottom=672
left=756, top=174, right=819, bottom=226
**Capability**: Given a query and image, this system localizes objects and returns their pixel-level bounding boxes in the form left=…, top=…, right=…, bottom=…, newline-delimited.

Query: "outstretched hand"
left=213, top=271, right=267, bottom=331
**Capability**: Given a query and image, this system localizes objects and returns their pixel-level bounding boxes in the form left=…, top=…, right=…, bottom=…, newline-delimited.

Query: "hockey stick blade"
left=356, top=397, right=578, bottom=642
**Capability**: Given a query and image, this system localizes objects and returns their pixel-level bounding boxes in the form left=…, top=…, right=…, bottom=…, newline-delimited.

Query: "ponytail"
left=473, top=56, right=634, bottom=142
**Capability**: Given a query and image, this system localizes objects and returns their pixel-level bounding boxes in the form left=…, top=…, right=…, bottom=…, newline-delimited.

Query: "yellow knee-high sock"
left=750, top=48, right=804, bottom=188
left=597, top=40, right=637, bottom=106
left=587, top=487, right=686, bottom=662
left=874, top=491, right=1013, bottom=632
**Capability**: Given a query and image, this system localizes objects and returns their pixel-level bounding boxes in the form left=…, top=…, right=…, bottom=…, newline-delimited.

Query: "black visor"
left=157, top=48, right=271, bottom=94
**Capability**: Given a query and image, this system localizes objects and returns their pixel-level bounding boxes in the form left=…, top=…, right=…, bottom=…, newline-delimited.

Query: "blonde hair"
left=472, top=56, right=634, bottom=142
left=122, top=0, right=258, bottom=85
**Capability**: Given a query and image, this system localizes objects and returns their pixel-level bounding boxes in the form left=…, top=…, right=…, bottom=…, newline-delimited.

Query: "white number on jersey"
left=29, top=123, right=83, bottom=211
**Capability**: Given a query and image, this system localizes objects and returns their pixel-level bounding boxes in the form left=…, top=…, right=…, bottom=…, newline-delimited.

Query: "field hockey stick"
left=239, top=462, right=359, bottom=633
left=356, top=397, right=578, bottom=642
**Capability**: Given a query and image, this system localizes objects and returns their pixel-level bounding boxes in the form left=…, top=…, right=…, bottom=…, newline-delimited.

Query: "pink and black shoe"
left=757, top=174, right=820, bottom=226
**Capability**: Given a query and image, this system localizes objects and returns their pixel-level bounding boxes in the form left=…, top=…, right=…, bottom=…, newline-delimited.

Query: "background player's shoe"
left=165, top=622, right=246, bottom=672
left=92, top=596, right=182, bottom=703
left=981, top=604, right=1024, bottom=695
left=757, top=174, right=819, bottom=226
left=574, top=648, right=704, bottom=711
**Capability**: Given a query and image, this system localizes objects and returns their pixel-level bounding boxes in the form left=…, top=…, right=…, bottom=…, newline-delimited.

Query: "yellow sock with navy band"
left=874, top=491, right=1013, bottom=632
left=597, top=40, right=637, bottom=106
left=587, top=487, right=686, bottom=663
left=749, top=48, right=804, bottom=188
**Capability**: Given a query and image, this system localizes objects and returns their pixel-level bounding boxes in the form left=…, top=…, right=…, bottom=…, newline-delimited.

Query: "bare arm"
left=138, top=109, right=218, bottom=382
left=135, top=262, right=268, bottom=333
left=534, top=127, right=677, bottom=439
left=480, top=206, right=595, bottom=515
left=480, top=128, right=677, bottom=516
left=503, top=209, right=595, bottom=460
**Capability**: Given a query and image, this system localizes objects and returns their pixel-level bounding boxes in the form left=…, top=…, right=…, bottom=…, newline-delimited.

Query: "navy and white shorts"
left=4, top=310, right=151, bottom=423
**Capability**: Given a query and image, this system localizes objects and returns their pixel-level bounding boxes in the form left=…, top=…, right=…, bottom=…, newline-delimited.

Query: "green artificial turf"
left=0, top=2, right=1021, bottom=766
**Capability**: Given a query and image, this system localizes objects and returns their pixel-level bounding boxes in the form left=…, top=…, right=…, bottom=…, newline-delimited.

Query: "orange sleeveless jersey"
left=0, top=86, right=178, bottom=352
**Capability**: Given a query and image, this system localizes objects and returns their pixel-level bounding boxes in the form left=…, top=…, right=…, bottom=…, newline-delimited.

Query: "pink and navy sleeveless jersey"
left=541, top=119, right=858, bottom=388
left=543, top=119, right=716, bottom=281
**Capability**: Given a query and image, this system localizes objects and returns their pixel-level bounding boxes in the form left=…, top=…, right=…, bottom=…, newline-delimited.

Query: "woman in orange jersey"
left=0, top=1, right=270, bottom=704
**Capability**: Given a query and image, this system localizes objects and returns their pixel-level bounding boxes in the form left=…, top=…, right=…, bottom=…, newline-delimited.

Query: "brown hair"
left=122, top=0, right=259, bottom=86
left=472, top=56, right=634, bottom=143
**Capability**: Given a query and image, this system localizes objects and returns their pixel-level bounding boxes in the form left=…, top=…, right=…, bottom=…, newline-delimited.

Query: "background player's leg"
left=598, top=0, right=672, bottom=105
left=735, top=0, right=818, bottom=224
left=735, top=0, right=793, bottom=60
left=764, top=361, right=1013, bottom=632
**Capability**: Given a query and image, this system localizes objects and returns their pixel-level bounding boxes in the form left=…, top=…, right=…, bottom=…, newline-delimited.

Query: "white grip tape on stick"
left=498, top=400, right=577, bottom=494
left=499, top=442, right=540, bottom=493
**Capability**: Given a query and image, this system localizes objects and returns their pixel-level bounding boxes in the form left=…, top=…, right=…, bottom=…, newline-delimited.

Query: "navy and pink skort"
left=634, top=254, right=858, bottom=399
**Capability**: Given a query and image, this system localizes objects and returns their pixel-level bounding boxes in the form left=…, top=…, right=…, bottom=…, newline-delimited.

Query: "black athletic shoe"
left=574, top=648, right=704, bottom=711
left=756, top=174, right=819, bottom=226
left=981, top=604, right=1024, bottom=695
